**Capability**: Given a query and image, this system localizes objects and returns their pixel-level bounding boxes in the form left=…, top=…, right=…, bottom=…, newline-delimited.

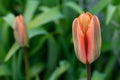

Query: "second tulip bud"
left=14, top=15, right=29, bottom=47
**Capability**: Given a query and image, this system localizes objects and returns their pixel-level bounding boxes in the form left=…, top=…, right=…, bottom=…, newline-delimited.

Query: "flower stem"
left=23, top=47, right=30, bottom=80
left=86, top=63, right=91, bottom=80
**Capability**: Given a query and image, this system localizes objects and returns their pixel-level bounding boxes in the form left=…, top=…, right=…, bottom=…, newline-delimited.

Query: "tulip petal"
left=72, top=18, right=87, bottom=64
left=18, top=15, right=25, bottom=46
left=78, top=13, right=90, bottom=33
left=86, top=12, right=93, bottom=19
left=72, top=18, right=78, bottom=54
left=86, top=16, right=101, bottom=64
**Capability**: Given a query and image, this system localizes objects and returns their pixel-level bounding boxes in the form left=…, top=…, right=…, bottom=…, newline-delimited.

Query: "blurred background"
left=0, top=0, right=120, bottom=80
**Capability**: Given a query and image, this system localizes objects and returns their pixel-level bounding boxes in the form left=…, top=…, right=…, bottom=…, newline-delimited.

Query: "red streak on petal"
left=17, top=15, right=25, bottom=46
left=86, top=17, right=94, bottom=63
left=77, top=19, right=87, bottom=64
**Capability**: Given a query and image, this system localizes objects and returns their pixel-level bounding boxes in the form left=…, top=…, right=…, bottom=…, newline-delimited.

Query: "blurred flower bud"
left=72, top=12, right=101, bottom=64
left=14, top=15, right=29, bottom=47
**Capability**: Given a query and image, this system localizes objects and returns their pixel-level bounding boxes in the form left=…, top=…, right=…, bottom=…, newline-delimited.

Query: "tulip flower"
left=14, top=15, right=29, bottom=47
left=14, top=15, right=30, bottom=80
left=72, top=12, right=101, bottom=64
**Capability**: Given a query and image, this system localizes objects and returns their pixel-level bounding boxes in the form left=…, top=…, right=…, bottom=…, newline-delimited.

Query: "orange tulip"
left=72, top=12, right=101, bottom=64
left=14, top=15, right=29, bottom=47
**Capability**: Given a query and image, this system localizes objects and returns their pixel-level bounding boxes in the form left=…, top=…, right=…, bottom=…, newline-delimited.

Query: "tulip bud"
left=14, top=15, right=29, bottom=47
left=72, top=12, right=101, bottom=64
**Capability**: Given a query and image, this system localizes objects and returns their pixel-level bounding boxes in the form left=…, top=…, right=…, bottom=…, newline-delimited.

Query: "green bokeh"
left=0, top=0, right=120, bottom=80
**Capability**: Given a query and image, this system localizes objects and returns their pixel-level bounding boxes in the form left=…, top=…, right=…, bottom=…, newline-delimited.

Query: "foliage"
left=0, top=0, right=120, bottom=80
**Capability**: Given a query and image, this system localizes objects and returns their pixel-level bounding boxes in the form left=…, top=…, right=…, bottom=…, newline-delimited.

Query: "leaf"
left=30, top=63, right=44, bottom=78
left=65, top=1, right=84, bottom=14
left=17, top=50, right=23, bottom=79
left=35, top=75, right=41, bottom=80
left=29, top=36, right=47, bottom=56
left=44, top=35, right=60, bottom=79
left=101, top=42, right=112, bottom=52
left=58, top=36, right=70, bottom=59
left=4, top=43, right=19, bottom=62
left=49, top=61, right=69, bottom=80
left=39, top=6, right=50, bottom=12
left=12, top=54, right=18, bottom=80
left=104, top=55, right=116, bottom=80
left=4, top=29, right=48, bottom=62
left=24, top=0, right=39, bottom=24
left=92, top=71, right=105, bottom=80
left=105, top=4, right=117, bottom=25
left=0, top=65, right=11, bottom=76
left=91, top=0, right=111, bottom=14
left=28, top=29, right=48, bottom=38
left=3, top=8, right=62, bottom=30
left=27, top=6, right=63, bottom=29
left=0, top=45, right=6, bottom=62
left=78, top=69, right=87, bottom=80
left=0, top=0, right=7, bottom=15
left=1, top=23, right=10, bottom=51
left=3, top=13, right=15, bottom=29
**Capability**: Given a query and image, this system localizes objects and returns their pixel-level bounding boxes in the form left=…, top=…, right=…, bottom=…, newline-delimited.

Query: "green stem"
left=23, top=47, right=30, bottom=80
left=86, top=63, right=91, bottom=80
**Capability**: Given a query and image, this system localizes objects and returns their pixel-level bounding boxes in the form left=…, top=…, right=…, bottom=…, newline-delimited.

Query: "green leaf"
left=105, top=4, right=117, bottom=25
left=39, top=6, right=50, bottom=12
left=28, top=29, right=48, bottom=38
left=101, top=42, right=111, bottom=52
left=3, top=8, right=63, bottom=30
left=104, top=55, right=116, bottom=80
left=1, top=23, right=10, bottom=51
left=35, top=75, right=41, bottom=80
left=0, top=0, right=7, bottom=15
left=92, top=71, right=105, bottom=80
left=0, top=45, right=6, bottom=62
left=30, top=63, right=44, bottom=78
left=44, top=35, right=60, bottom=79
left=30, top=36, right=47, bottom=56
left=3, top=13, right=15, bottom=29
left=4, top=43, right=19, bottom=62
left=0, top=65, right=11, bottom=76
left=4, top=29, right=48, bottom=62
left=49, top=61, right=69, bottom=80
left=17, top=50, right=23, bottom=79
left=91, top=0, right=111, bottom=14
left=24, top=0, right=39, bottom=24
left=12, top=54, right=18, bottom=80
left=27, top=6, right=63, bottom=29
left=78, top=69, right=87, bottom=80
left=65, top=1, right=84, bottom=14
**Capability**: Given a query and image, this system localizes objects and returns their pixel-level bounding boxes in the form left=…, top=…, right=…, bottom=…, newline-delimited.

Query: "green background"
left=0, top=0, right=120, bottom=80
